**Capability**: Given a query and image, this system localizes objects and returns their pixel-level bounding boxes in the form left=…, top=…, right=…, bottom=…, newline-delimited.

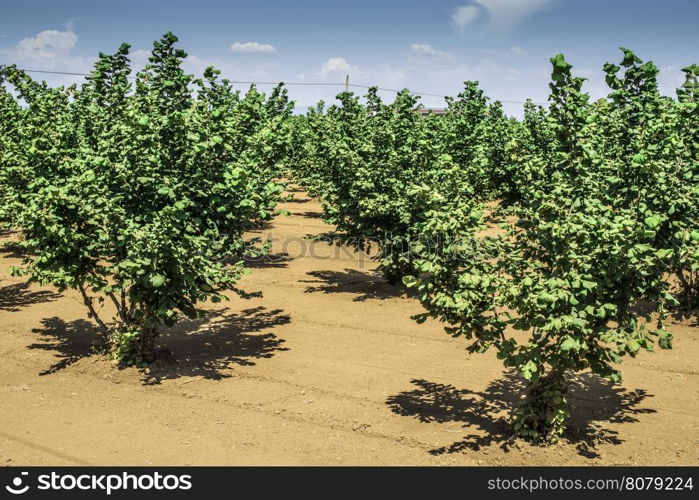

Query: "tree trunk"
left=512, top=368, right=569, bottom=444
left=137, top=327, right=157, bottom=362
left=138, top=305, right=158, bottom=363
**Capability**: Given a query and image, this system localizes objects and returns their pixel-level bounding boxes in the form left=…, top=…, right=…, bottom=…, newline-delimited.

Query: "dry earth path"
left=0, top=190, right=697, bottom=465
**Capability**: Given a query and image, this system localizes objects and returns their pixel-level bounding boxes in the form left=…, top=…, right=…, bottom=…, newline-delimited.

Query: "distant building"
left=415, top=107, right=447, bottom=115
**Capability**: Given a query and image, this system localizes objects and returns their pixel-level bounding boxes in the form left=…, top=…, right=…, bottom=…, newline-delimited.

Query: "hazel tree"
left=405, top=52, right=681, bottom=443
left=2, top=33, right=290, bottom=365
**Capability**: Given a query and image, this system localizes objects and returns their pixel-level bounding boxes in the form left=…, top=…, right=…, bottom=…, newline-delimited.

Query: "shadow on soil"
left=28, top=307, right=290, bottom=382
left=0, top=282, right=61, bottom=312
left=295, top=211, right=324, bottom=219
left=0, top=229, right=19, bottom=241
left=28, top=317, right=100, bottom=375
left=632, top=295, right=698, bottom=326
left=386, top=370, right=655, bottom=459
left=302, top=268, right=405, bottom=302
left=0, top=239, right=27, bottom=259
left=672, top=308, right=699, bottom=327
left=281, top=195, right=311, bottom=203
left=244, top=252, right=293, bottom=269
left=149, top=306, right=290, bottom=383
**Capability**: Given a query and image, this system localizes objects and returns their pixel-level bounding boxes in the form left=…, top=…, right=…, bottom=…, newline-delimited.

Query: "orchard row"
left=1, top=33, right=697, bottom=444
left=288, top=49, right=698, bottom=442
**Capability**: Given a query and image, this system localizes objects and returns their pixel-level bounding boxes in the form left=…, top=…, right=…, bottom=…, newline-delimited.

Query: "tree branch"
left=78, top=284, right=109, bottom=334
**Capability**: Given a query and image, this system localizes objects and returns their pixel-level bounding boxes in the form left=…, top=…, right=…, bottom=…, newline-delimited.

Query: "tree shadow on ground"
left=0, top=239, right=27, bottom=259
left=146, top=306, right=291, bottom=384
left=0, top=282, right=61, bottom=311
left=302, top=268, right=406, bottom=302
left=27, top=307, right=290, bottom=383
left=28, top=317, right=102, bottom=375
left=671, top=307, right=699, bottom=327
left=294, top=211, right=324, bottom=219
left=630, top=298, right=699, bottom=328
left=282, top=195, right=311, bottom=203
left=386, top=370, right=655, bottom=459
left=243, top=252, right=292, bottom=269
left=248, top=220, right=274, bottom=231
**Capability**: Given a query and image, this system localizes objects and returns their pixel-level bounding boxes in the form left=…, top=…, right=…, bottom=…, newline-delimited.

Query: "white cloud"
left=506, top=68, right=522, bottom=81
left=452, top=5, right=480, bottom=31
left=480, top=46, right=530, bottom=58
left=15, top=29, right=78, bottom=62
left=509, top=46, right=528, bottom=57
left=373, top=63, right=407, bottom=89
left=410, top=44, right=453, bottom=59
left=229, top=42, right=277, bottom=54
left=129, top=49, right=151, bottom=65
left=0, top=28, right=93, bottom=86
left=410, top=44, right=437, bottom=56
left=318, top=57, right=352, bottom=76
left=476, top=0, right=553, bottom=29
left=453, top=1, right=553, bottom=31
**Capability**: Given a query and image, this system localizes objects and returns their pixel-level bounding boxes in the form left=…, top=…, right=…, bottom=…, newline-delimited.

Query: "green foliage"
left=290, top=83, right=509, bottom=283
left=403, top=50, right=695, bottom=444
left=0, top=70, right=25, bottom=227
left=291, top=89, right=443, bottom=282
left=1, top=39, right=696, bottom=447
left=0, top=33, right=292, bottom=365
left=288, top=52, right=696, bottom=442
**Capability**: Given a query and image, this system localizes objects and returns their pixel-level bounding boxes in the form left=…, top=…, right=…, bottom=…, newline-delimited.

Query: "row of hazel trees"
left=0, top=32, right=293, bottom=366
left=288, top=83, right=517, bottom=284
left=405, top=49, right=698, bottom=443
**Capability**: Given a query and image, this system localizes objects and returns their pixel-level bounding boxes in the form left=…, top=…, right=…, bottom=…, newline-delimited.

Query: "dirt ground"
left=1, top=191, right=697, bottom=466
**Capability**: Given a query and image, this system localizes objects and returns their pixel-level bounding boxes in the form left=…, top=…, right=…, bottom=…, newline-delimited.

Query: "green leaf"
left=149, top=274, right=166, bottom=288
left=521, top=360, right=538, bottom=380
left=644, top=215, right=661, bottom=229
left=655, top=248, right=673, bottom=259
left=626, top=339, right=640, bottom=354
left=402, top=275, right=417, bottom=287
left=560, top=336, right=579, bottom=351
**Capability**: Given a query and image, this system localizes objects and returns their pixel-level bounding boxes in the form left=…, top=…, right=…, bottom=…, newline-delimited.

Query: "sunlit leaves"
left=0, top=33, right=292, bottom=364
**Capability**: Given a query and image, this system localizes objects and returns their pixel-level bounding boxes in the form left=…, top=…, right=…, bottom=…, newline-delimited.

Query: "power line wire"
left=348, top=83, right=446, bottom=99
left=6, top=66, right=547, bottom=105
left=14, top=68, right=90, bottom=77
left=348, top=82, right=546, bottom=104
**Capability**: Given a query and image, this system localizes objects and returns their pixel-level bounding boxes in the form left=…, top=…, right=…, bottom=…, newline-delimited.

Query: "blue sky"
left=1, top=0, right=697, bottom=115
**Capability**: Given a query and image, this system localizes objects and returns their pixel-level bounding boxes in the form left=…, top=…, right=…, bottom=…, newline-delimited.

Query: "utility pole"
left=345, top=74, right=349, bottom=92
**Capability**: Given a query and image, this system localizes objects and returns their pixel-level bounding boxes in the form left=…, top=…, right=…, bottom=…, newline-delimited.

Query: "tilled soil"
left=0, top=192, right=697, bottom=465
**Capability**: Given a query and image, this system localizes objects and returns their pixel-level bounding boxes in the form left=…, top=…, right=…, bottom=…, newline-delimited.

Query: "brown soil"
left=1, top=192, right=697, bottom=466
